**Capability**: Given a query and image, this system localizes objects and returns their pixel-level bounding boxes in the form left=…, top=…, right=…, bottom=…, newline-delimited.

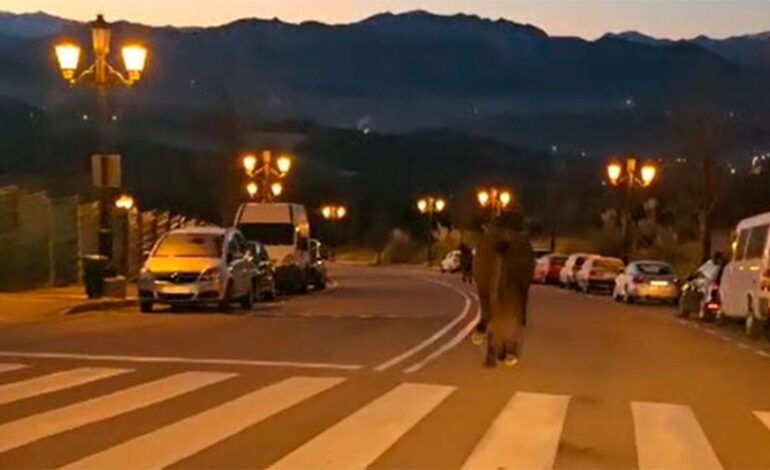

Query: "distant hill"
left=0, top=10, right=767, bottom=134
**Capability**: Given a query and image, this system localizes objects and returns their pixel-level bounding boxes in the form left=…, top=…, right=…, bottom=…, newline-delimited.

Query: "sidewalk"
left=0, top=284, right=138, bottom=324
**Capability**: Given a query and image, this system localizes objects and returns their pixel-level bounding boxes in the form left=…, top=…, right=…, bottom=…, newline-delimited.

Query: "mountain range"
left=0, top=10, right=769, bottom=136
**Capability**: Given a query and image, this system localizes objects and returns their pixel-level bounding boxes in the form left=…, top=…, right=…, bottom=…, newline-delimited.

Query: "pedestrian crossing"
left=0, top=361, right=768, bottom=468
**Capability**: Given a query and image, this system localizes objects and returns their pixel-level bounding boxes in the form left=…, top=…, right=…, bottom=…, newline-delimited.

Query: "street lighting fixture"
left=607, top=161, right=623, bottom=186
left=114, top=194, right=134, bottom=211
left=477, top=187, right=513, bottom=215
left=499, top=191, right=512, bottom=208
left=641, top=163, right=657, bottom=187
left=604, top=156, right=659, bottom=262
left=477, top=190, right=490, bottom=207
left=246, top=182, right=258, bottom=199
left=54, top=15, right=150, bottom=266
left=415, top=196, right=446, bottom=264
left=54, top=15, right=147, bottom=86
left=239, top=151, right=293, bottom=202
left=54, top=43, right=81, bottom=81
left=121, top=44, right=148, bottom=82
left=277, top=156, right=292, bottom=175
left=321, top=204, right=348, bottom=221
left=336, top=206, right=347, bottom=219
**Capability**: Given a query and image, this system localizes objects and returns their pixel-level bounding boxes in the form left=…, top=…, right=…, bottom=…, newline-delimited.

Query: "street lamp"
left=605, top=157, right=659, bottom=262
left=321, top=204, right=348, bottom=260
left=54, top=15, right=147, bottom=87
left=416, top=196, right=446, bottom=264
left=246, top=182, right=259, bottom=199
left=54, top=15, right=149, bottom=265
left=241, top=150, right=293, bottom=202
left=114, top=194, right=135, bottom=211
left=477, top=187, right=513, bottom=215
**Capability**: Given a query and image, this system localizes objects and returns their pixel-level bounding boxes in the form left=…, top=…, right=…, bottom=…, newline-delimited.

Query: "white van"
left=234, top=203, right=311, bottom=293
left=719, top=212, right=770, bottom=338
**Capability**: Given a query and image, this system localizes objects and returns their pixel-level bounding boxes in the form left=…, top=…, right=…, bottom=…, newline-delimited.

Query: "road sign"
left=91, top=154, right=121, bottom=189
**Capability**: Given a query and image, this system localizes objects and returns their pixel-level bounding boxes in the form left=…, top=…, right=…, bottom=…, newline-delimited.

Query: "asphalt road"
left=2, top=264, right=770, bottom=468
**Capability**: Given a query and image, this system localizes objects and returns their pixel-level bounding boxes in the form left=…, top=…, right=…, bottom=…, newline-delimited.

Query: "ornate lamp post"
left=606, top=157, right=658, bottom=262
left=476, top=187, right=513, bottom=216
left=241, top=151, right=292, bottom=202
left=416, top=196, right=446, bottom=264
left=54, top=15, right=148, bottom=262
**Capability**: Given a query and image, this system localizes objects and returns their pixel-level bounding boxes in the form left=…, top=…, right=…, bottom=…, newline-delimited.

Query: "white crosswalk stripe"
left=63, top=376, right=345, bottom=470
left=0, top=367, right=130, bottom=406
left=632, top=401, right=723, bottom=470
left=0, top=363, right=26, bottom=375
left=268, top=383, right=455, bottom=470
left=0, top=364, right=761, bottom=469
left=0, top=371, right=234, bottom=455
left=463, top=392, right=570, bottom=470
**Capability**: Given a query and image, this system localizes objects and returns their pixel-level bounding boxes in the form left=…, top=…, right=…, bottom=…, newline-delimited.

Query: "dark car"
left=245, top=241, right=277, bottom=301
left=679, top=260, right=724, bottom=321
left=308, top=239, right=328, bottom=290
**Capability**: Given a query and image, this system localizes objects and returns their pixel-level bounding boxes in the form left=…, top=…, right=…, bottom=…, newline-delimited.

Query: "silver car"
left=614, top=261, right=679, bottom=304
left=138, top=227, right=258, bottom=312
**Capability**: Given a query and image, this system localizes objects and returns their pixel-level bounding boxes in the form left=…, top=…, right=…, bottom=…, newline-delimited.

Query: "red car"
left=533, top=254, right=568, bottom=285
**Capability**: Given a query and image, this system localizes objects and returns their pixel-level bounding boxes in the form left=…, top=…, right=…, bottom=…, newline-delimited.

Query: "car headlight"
left=199, top=268, right=221, bottom=282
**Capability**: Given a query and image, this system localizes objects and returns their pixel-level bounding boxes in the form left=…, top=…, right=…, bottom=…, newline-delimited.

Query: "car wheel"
left=140, top=301, right=154, bottom=313
left=240, top=282, right=255, bottom=310
left=715, top=309, right=727, bottom=326
left=218, top=281, right=233, bottom=313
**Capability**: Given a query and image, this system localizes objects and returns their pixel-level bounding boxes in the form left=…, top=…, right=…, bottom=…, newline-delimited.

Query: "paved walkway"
left=0, top=285, right=137, bottom=324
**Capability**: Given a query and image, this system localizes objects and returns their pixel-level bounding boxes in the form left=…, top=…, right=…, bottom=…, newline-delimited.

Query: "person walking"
left=460, top=242, right=474, bottom=284
left=471, top=210, right=535, bottom=367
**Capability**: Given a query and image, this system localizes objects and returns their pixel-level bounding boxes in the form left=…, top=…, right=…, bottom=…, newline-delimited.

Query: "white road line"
left=0, top=367, right=130, bottom=406
left=738, top=343, right=751, bottom=349
left=0, top=351, right=362, bottom=372
left=403, top=301, right=480, bottom=374
left=632, top=401, right=722, bottom=470
left=752, top=411, right=770, bottom=435
left=0, top=371, right=234, bottom=454
left=269, top=383, right=455, bottom=470
left=463, top=392, right=569, bottom=470
left=374, top=277, right=474, bottom=372
left=756, top=350, right=770, bottom=359
left=64, top=376, right=345, bottom=470
left=0, top=363, right=26, bottom=374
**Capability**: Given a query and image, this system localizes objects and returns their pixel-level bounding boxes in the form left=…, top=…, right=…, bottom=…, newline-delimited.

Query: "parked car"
left=244, top=240, right=277, bottom=301
left=559, top=253, right=592, bottom=289
left=613, top=261, right=679, bottom=304
left=719, top=212, right=770, bottom=338
left=138, top=227, right=259, bottom=312
left=533, top=254, right=568, bottom=284
left=308, top=238, right=328, bottom=290
left=235, top=202, right=312, bottom=294
left=679, top=259, right=724, bottom=321
left=576, top=256, right=624, bottom=294
left=441, top=250, right=462, bottom=273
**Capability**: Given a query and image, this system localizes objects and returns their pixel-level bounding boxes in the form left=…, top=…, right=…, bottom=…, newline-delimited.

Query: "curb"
left=62, top=299, right=139, bottom=315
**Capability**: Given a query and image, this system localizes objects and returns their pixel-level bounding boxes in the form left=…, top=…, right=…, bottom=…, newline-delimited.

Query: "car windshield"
left=636, top=263, right=674, bottom=275
left=153, top=233, right=223, bottom=258
left=238, top=223, right=295, bottom=246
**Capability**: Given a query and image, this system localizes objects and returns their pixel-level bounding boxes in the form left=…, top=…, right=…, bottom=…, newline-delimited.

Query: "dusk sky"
left=3, top=0, right=770, bottom=39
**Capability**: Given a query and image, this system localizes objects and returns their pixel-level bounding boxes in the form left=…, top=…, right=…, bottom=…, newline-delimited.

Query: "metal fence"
left=0, top=185, right=205, bottom=292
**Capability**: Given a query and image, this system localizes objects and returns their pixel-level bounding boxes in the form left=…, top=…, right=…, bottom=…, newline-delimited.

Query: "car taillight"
left=633, top=276, right=644, bottom=284
left=705, top=302, right=720, bottom=311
